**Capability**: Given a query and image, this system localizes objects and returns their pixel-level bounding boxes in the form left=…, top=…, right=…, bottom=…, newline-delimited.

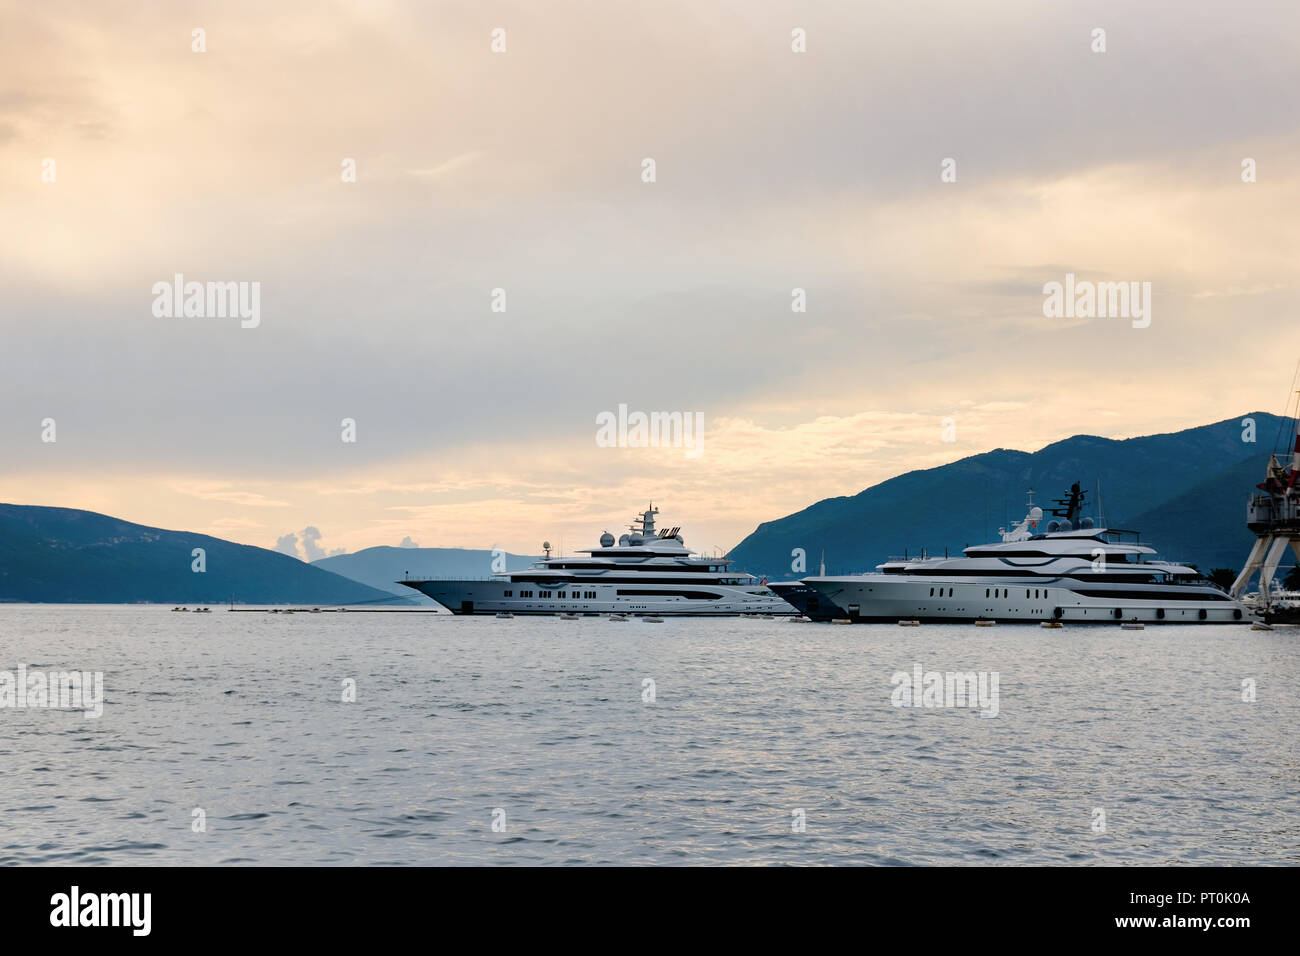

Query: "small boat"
left=1121, top=621, right=1144, bottom=630
left=974, top=619, right=996, bottom=627
left=1250, top=620, right=1273, bottom=631
left=641, top=616, right=664, bottom=623
left=608, top=615, right=628, bottom=622
left=898, top=619, right=920, bottom=627
left=1041, top=621, right=1064, bottom=628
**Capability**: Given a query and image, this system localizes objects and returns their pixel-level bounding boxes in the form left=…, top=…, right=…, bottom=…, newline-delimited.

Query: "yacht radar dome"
left=599, top=532, right=615, bottom=548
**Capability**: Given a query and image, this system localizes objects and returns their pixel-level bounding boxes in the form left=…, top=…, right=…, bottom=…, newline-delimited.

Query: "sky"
left=2, top=0, right=1299, bottom=559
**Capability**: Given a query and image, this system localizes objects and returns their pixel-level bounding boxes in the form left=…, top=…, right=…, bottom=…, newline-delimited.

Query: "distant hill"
left=727, top=413, right=1289, bottom=578
left=0, top=504, right=406, bottom=605
left=312, top=546, right=541, bottom=604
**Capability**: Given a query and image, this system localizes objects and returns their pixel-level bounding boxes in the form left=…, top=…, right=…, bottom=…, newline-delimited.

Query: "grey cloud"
left=299, top=526, right=327, bottom=562
left=1, top=0, right=1297, bottom=485
left=274, top=532, right=300, bottom=558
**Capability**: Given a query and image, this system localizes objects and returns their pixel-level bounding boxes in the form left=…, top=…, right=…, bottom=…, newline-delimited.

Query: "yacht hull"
left=401, top=578, right=792, bottom=616
left=805, top=576, right=1248, bottom=624
left=768, top=582, right=843, bottom=621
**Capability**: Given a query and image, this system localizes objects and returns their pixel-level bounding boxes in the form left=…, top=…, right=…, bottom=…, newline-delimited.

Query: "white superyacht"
left=802, top=483, right=1248, bottom=624
left=399, top=505, right=790, bottom=616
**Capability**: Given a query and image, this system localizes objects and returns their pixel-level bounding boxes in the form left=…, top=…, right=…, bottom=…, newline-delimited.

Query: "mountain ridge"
left=0, top=504, right=406, bottom=605
left=1, top=412, right=1288, bottom=601
left=726, top=412, right=1286, bottom=577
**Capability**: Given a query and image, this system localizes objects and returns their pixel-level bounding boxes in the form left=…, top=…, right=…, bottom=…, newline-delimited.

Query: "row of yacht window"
left=502, top=590, right=598, bottom=599
left=928, top=586, right=1049, bottom=599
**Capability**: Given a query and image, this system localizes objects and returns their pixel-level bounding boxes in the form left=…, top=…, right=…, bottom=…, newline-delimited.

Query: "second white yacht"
left=802, top=483, right=1248, bottom=624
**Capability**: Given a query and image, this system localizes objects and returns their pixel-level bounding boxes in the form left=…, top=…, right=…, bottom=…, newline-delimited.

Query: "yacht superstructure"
left=802, top=483, right=1248, bottom=624
left=399, top=505, right=790, bottom=616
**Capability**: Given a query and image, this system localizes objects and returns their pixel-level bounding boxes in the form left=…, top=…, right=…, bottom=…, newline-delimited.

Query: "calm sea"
left=0, top=604, right=1295, bottom=865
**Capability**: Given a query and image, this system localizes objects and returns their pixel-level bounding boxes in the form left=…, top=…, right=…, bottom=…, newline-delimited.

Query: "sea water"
left=0, top=605, right=1294, bottom=865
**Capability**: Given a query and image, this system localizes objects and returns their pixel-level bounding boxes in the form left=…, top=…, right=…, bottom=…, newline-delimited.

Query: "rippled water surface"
left=0, top=605, right=1295, bottom=865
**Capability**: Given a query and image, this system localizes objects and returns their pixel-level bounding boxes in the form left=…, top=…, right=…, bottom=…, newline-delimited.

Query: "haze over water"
left=1, top=605, right=1294, bottom=865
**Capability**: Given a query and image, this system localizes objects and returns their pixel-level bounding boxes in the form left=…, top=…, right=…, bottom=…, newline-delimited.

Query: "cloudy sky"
left=3, top=0, right=1299, bottom=557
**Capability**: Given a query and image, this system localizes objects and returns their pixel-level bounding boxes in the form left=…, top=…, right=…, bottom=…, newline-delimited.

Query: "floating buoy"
left=641, top=616, right=664, bottom=623
left=1121, top=621, right=1144, bottom=630
left=495, top=612, right=513, bottom=619
left=1041, top=621, right=1064, bottom=629
left=898, top=619, right=921, bottom=627
left=608, top=615, right=628, bottom=622
left=975, top=619, right=996, bottom=627
left=831, top=618, right=853, bottom=625
left=560, top=612, right=580, bottom=620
